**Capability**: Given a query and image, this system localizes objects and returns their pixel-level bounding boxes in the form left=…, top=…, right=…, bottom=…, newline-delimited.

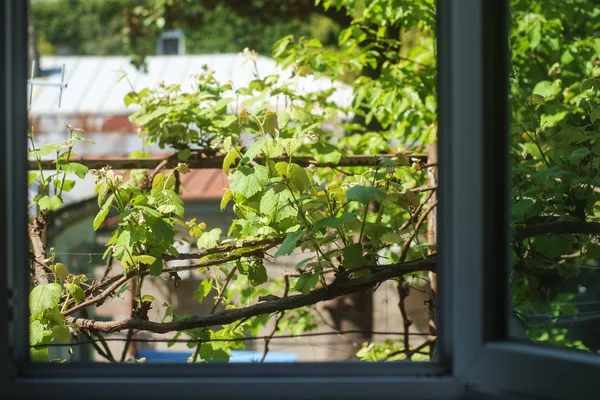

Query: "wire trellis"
left=32, top=330, right=432, bottom=348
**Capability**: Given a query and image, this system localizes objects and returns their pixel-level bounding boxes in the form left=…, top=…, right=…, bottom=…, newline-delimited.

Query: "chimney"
left=157, top=30, right=185, bottom=55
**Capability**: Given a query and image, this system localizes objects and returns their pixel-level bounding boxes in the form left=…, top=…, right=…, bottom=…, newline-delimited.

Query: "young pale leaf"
left=274, top=162, right=311, bottom=193
left=152, top=173, right=176, bottom=191
left=64, top=283, right=85, bottom=304
left=222, top=148, right=239, bottom=173
left=221, top=189, right=234, bottom=211
left=197, top=228, right=222, bottom=250
left=28, top=172, right=37, bottom=185
left=51, top=263, right=69, bottom=282
left=93, top=194, right=114, bottom=231
left=30, top=283, right=62, bottom=319
left=263, top=112, right=279, bottom=135
left=60, top=162, right=88, bottom=179
left=282, top=138, right=301, bottom=156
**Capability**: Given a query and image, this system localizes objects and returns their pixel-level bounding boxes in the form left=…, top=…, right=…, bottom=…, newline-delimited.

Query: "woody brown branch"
left=29, top=216, right=49, bottom=285
left=65, top=255, right=437, bottom=334
left=29, top=153, right=428, bottom=171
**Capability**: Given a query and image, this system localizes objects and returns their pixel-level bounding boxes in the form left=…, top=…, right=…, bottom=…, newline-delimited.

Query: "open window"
left=3, top=0, right=600, bottom=399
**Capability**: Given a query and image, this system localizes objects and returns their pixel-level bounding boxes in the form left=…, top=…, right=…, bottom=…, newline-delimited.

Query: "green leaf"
left=222, top=148, right=239, bottom=173
left=152, top=173, right=176, bottom=191
left=178, top=149, right=191, bottom=161
left=311, top=142, right=341, bottom=164
left=30, top=283, right=62, bottom=319
left=259, top=184, right=296, bottom=222
left=263, top=138, right=284, bottom=158
left=213, top=114, right=238, bottom=128
left=582, top=78, right=600, bottom=91
left=532, top=80, right=561, bottom=100
left=243, top=140, right=264, bottom=161
left=51, top=263, right=69, bottom=282
left=93, top=194, right=114, bottom=230
left=96, top=182, right=110, bottom=207
left=294, top=273, right=319, bottom=294
left=193, top=279, right=213, bottom=303
left=263, top=112, right=279, bottom=135
left=28, top=172, right=37, bottom=185
left=274, top=162, right=311, bottom=192
left=534, top=235, right=571, bottom=259
left=248, top=261, right=267, bottom=286
left=346, top=185, right=385, bottom=204
left=229, top=165, right=269, bottom=198
left=30, top=320, right=51, bottom=362
left=342, top=243, right=369, bottom=269
left=213, top=98, right=234, bottom=113
left=314, top=212, right=358, bottom=229
left=569, top=148, right=591, bottom=165
left=136, top=294, right=155, bottom=303
left=511, top=199, right=535, bottom=223
left=197, top=228, right=221, bottom=250
left=30, top=320, right=44, bottom=345
left=39, top=143, right=62, bottom=156
left=60, top=162, right=88, bottom=179
left=64, top=283, right=85, bottom=304
left=586, top=243, right=600, bottom=258
left=55, top=179, right=76, bottom=192
left=275, top=229, right=305, bottom=257
left=151, top=189, right=185, bottom=216
left=38, top=195, right=63, bottom=211
left=51, top=325, right=70, bottom=344
left=142, top=255, right=159, bottom=265
left=220, top=189, right=233, bottom=211
left=282, top=138, right=301, bottom=156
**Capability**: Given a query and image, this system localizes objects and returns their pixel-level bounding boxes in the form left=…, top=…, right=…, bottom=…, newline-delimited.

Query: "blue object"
left=136, top=349, right=298, bottom=363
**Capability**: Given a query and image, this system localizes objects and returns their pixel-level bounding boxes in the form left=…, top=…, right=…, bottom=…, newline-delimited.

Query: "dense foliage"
left=27, top=0, right=600, bottom=364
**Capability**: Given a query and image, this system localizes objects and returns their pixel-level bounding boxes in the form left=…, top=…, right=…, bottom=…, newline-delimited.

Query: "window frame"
left=3, top=0, right=599, bottom=399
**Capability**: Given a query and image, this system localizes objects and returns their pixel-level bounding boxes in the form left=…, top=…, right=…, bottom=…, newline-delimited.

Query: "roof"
left=29, top=54, right=352, bottom=117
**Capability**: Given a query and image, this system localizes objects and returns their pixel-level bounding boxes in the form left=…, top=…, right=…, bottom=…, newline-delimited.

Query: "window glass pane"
left=509, top=0, right=600, bottom=352
left=27, top=0, right=438, bottom=364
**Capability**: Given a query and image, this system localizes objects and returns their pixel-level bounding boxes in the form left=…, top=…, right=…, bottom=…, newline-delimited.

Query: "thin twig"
left=399, top=201, right=438, bottom=263
left=260, top=275, right=290, bottom=362
left=210, top=267, right=237, bottom=314
left=397, top=278, right=412, bottom=360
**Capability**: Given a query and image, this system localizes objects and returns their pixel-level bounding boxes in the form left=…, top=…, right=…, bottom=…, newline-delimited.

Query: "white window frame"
left=2, top=1, right=599, bottom=399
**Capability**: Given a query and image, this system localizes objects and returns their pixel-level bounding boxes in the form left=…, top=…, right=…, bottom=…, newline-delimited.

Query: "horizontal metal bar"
left=27, top=80, right=68, bottom=88
left=28, top=153, right=428, bottom=171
